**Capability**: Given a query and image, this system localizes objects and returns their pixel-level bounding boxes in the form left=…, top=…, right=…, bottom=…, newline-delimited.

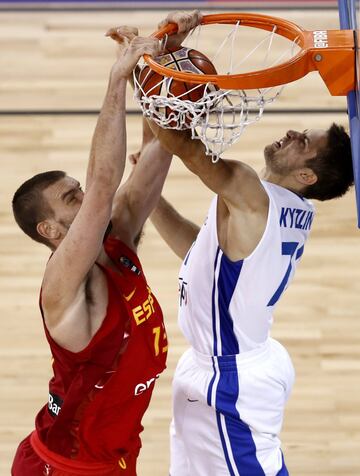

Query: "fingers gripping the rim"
left=158, top=10, right=203, bottom=34
left=105, top=26, right=139, bottom=44
left=105, top=26, right=160, bottom=59
left=130, top=37, right=161, bottom=58
left=111, top=36, right=160, bottom=79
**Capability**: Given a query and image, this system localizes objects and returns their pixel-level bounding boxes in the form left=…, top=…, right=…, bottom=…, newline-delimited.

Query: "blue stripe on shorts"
left=214, top=355, right=266, bottom=475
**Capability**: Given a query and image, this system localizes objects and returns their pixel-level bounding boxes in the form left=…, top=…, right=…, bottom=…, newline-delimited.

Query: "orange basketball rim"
left=143, top=12, right=355, bottom=96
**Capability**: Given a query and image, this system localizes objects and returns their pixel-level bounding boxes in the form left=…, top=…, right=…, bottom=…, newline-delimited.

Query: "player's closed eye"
left=301, top=136, right=309, bottom=147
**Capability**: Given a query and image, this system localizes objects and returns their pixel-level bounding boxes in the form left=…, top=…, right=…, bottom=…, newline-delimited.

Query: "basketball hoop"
left=134, top=13, right=355, bottom=160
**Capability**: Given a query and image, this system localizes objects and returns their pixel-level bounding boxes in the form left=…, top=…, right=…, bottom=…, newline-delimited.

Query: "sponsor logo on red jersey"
left=48, top=392, right=63, bottom=417
left=134, top=373, right=161, bottom=396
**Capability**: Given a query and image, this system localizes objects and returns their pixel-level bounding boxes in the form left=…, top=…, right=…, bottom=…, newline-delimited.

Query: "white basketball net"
left=134, top=22, right=300, bottom=161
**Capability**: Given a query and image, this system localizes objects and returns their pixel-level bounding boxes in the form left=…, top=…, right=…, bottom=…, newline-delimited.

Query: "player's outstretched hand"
left=106, top=27, right=161, bottom=79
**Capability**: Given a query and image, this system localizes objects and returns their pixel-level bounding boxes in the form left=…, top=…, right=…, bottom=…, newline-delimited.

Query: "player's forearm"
left=85, top=32, right=162, bottom=194
left=129, top=118, right=171, bottom=193
left=151, top=196, right=200, bottom=259
left=148, top=119, right=194, bottom=160
left=148, top=120, right=265, bottom=210
left=127, top=142, right=172, bottom=217
left=148, top=119, right=215, bottom=172
left=148, top=120, right=235, bottom=195
left=111, top=140, right=173, bottom=244
left=86, top=73, right=127, bottom=194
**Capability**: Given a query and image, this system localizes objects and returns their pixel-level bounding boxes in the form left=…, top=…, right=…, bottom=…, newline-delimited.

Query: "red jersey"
left=33, top=237, right=168, bottom=472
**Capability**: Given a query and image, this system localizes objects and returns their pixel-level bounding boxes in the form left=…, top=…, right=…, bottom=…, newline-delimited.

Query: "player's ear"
left=37, top=221, right=61, bottom=241
left=295, top=167, right=318, bottom=186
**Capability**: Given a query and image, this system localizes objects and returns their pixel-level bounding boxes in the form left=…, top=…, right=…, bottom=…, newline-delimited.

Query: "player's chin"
left=264, top=144, right=275, bottom=161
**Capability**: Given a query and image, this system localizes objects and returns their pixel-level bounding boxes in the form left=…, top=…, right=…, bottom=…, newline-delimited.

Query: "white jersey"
left=178, top=180, right=315, bottom=356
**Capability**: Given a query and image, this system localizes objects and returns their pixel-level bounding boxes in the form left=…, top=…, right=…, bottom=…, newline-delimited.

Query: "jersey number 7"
left=267, top=241, right=304, bottom=307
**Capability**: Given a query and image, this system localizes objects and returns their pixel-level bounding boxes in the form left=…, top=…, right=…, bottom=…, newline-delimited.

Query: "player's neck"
left=260, top=168, right=304, bottom=196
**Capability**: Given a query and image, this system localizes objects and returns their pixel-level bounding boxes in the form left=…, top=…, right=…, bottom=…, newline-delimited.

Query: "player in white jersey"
left=152, top=134, right=352, bottom=476
left=106, top=12, right=354, bottom=475
left=168, top=183, right=312, bottom=476
left=143, top=11, right=354, bottom=476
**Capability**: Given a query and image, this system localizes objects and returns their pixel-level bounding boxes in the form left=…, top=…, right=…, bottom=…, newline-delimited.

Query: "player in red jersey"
left=11, top=28, right=171, bottom=476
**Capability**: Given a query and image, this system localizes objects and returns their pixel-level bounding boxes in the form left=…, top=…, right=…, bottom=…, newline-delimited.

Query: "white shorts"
left=170, top=338, right=295, bottom=476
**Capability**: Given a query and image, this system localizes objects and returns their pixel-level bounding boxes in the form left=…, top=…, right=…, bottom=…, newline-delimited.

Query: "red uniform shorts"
left=11, top=432, right=136, bottom=476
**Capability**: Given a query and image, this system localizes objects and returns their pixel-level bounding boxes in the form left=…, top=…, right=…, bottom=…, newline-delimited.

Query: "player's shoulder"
left=262, top=180, right=314, bottom=210
left=220, top=159, right=268, bottom=213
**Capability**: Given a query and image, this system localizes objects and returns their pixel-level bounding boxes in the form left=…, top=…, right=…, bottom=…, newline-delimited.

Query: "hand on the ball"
left=106, top=27, right=161, bottom=79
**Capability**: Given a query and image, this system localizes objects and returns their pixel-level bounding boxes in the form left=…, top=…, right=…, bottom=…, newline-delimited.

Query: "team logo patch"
left=119, top=256, right=141, bottom=276
left=48, top=392, right=63, bottom=418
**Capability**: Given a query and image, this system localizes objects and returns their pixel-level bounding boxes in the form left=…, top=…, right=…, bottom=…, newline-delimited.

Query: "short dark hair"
left=302, top=123, right=354, bottom=201
left=12, top=170, right=66, bottom=246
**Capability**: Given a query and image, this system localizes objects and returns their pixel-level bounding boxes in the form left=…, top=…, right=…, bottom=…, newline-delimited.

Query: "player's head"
left=12, top=171, right=84, bottom=249
left=264, top=123, right=353, bottom=200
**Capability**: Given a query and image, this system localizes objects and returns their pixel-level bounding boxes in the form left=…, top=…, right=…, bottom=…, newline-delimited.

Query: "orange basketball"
left=138, top=47, right=217, bottom=127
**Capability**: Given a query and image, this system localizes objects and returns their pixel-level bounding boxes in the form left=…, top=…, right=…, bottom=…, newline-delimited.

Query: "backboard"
left=338, top=0, right=360, bottom=227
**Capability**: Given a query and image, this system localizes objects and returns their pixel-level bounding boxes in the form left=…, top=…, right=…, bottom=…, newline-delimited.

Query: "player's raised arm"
left=109, top=117, right=173, bottom=251
left=148, top=121, right=268, bottom=213
left=41, top=34, right=161, bottom=324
